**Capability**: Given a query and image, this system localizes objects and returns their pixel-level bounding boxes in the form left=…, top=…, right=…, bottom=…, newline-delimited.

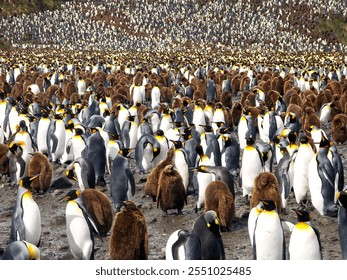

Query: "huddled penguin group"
left=0, top=48, right=346, bottom=261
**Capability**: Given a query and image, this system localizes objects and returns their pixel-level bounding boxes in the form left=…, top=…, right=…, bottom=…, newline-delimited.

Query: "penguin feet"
left=177, top=209, right=184, bottom=215
left=96, top=177, right=106, bottom=186
left=325, top=205, right=338, bottom=217
left=281, top=208, right=288, bottom=215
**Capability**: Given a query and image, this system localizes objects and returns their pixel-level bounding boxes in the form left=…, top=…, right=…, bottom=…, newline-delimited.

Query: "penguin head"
left=319, top=133, right=332, bottom=148
left=120, top=200, right=139, bottom=211
left=293, top=209, right=311, bottom=223
left=19, top=174, right=41, bottom=191
left=9, top=141, right=24, bottom=156
left=119, top=148, right=133, bottom=157
left=61, top=189, right=81, bottom=201
left=195, top=144, right=204, bottom=156
left=65, top=167, right=78, bottom=182
left=152, top=146, right=160, bottom=161
left=300, top=134, right=310, bottom=144
left=65, top=120, right=74, bottom=130
left=203, top=210, right=220, bottom=230
left=337, top=190, right=347, bottom=208
left=259, top=199, right=277, bottom=212
left=288, top=131, right=297, bottom=144
left=170, top=140, right=183, bottom=149
left=245, top=137, right=255, bottom=146
left=25, top=241, right=41, bottom=260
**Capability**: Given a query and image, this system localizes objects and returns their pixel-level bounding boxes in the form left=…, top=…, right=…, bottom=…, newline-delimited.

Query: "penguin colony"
left=0, top=18, right=346, bottom=261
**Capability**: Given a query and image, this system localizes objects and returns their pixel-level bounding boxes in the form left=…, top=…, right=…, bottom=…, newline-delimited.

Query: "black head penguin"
left=157, top=164, right=187, bottom=215
left=135, top=134, right=160, bottom=174
left=61, top=189, right=101, bottom=260
left=47, top=113, right=66, bottom=163
left=10, top=174, right=42, bottom=247
left=80, top=189, right=114, bottom=236
left=109, top=201, right=148, bottom=260
left=27, top=152, right=52, bottom=194
left=192, top=210, right=225, bottom=260
left=337, top=189, right=347, bottom=259
left=308, top=134, right=337, bottom=216
left=83, top=127, right=107, bottom=186
left=221, top=133, right=240, bottom=177
left=204, top=180, right=235, bottom=231
left=1, top=240, right=40, bottom=260
left=109, top=149, right=136, bottom=212
left=288, top=209, right=322, bottom=260
left=65, top=157, right=96, bottom=191
left=165, top=229, right=202, bottom=260
left=144, top=148, right=174, bottom=202
left=252, top=199, right=285, bottom=260
left=171, top=140, right=190, bottom=193
left=199, top=125, right=221, bottom=166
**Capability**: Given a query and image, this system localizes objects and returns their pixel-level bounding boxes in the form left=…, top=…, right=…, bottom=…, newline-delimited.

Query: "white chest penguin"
left=253, top=199, right=285, bottom=260
left=7, top=99, right=19, bottom=138
left=248, top=202, right=263, bottom=247
left=61, top=120, right=75, bottom=164
left=308, top=136, right=337, bottom=216
left=65, top=157, right=96, bottom=190
left=292, top=135, right=315, bottom=206
left=319, top=103, right=332, bottom=125
left=212, top=103, right=225, bottom=133
left=289, top=210, right=322, bottom=260
left=10, top=174, right=42, bottom=247
left=70, top=126, right=87, bottom=161
left=152, top=130, right=169, bottom=167
left=171, top=140, right=190, bottom=194
left=131, top=85, right=144, bottom=104
left=77, top=77, right=86, bottom=97
left=37, top=109, right=51, bottom=155
left=238, top=114, right=254, bottom=150
left=48, top=113, right=66, bottom=163
left=159, top=108, right=173, bottom=135
left=121, top=115, right=138, bottom=149
left=151, top=85, right=161, bottom=109
left=194, top=145, right=214, bottom=211
left=116, top=103, right=129, bottom=130
left=106, top=136, right=122, bottom=174
left=192, top=102, right=206, bottom=135
left=62, top=190, right=100, bottom=260
left=240, top=138, right=264, bottom=198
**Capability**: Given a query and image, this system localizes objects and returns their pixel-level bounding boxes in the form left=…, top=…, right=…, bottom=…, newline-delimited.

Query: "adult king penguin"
left=10, top=174, right=42, bottom=247
left=1, top=240, right=40, bottom=260
left=337, top=189, right=347, bottom=259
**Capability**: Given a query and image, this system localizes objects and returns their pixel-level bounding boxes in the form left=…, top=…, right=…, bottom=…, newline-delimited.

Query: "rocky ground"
left=0, top=121, right=346, bottom=260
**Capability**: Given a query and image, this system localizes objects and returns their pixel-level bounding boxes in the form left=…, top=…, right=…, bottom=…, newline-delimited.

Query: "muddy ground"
left=0, top=120, right=346, bottom=260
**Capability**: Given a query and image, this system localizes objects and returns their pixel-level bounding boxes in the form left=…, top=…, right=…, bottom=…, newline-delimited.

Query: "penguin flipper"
left=281, top=173, right=291, bottom=199
left=49, top=133, right=58, bottom=154
left=126, top=168, right=136, bottom=196
left=10, top=199, right=25, bottom=243
left=172, top=235, right=187, bottom=260
left=218, top=238, right=226, bottom=260
left=78, top=202, right=102, bottom=240
left=312, top=225, right=323, bottom=259
left=16, top=156, right=26, bottom=178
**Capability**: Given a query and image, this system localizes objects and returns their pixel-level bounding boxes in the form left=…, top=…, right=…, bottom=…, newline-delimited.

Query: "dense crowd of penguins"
left=0, top=0, right=346, bottom=52
left=0, top=48, right=346, bottom=260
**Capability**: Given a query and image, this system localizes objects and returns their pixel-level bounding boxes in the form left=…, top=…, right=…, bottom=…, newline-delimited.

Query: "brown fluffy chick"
left=27, top=152, right=52, bottom=193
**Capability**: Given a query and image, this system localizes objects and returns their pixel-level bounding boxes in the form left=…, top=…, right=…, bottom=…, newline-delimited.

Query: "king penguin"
left=191, top=210, right=225, bottom=260
left=10, top=174, right=42, bottom=247
left=288, top=209, right=322, bottom=260
left=109, top=149, right=136, bottom=212
left=61, top=189, right=101, bottom=260
left=47, top=113, right=66, bottom=163
left=252, top=199, right=285, bottom=260
left=65, top=157, right=96, bottom=190
left=1, top=240, right=40, bottom=260
left=165, top=229, right=202, bottom=260
left=171, top=140, right=190, bottom=194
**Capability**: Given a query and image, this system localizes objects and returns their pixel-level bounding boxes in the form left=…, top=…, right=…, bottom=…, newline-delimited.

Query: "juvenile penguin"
left=253, top=199, right=285, bottom=260
left=251, top=172, right=282, bottom=214
left=144, top=148, right=174, bottom=202
left=65, top=157, right=96, bottom=190
left=165, top=229, right=202, bottom=260
left=331, top=114, right=347, bottom=143
left=109, top=149, right=136, bottom=212
left=204, top=180, right=235, bottom=231
left=288, top=209, right=322, bottom=260
left=109, top=201, right=148, bottom=260
left=1, top=240, right=40, bottom=260
left=337, top=189, right=347, bottom=259
left=61, top=190, right=101, bottom=260
left=157, top=164, right=187, bottom=215
left=27, top=152, right=52, bottom=193
left=10, top=174, right=42, bottom=246
left=192, top=210, right=225, bottom=260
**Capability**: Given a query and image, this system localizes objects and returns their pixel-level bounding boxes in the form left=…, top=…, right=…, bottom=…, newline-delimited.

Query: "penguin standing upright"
left=121, top=115, right=138, bottom=149
left=36, top=108, right=51, bottom=155
left=47, top=113, right=66, bottom=163
left=221, top=133, right=240, bottom=177
left=171, top=140, right=190, bottom=194
left=109, top=149, right=136, bottom=212
left=200, top=125, right=221, bottom=166
left=165, top=229, right=201, bottom=260
left=61, top=190, right=101, bottom=260
left=192, top=210, right=225, bottom=260
left=288, top=209, right=322, bottom=260
left=10, top=174, right=42, bottom=247
left=135, top=134, right=160, bottom=174
left=292, top=135, right=315, bottom=207
left=253, top=199, right=285, bottom=260
left=109, top=201, right=148, bottom=260
left=240, top=138, right=264, bottom=199
left=337, top=189, right=347, bottom=259
left=308, top=135, right=338, bottom=216
left=83, top=128, right=107, bottom=185
left=65, top=157, right=96, bottom=190
left=152, top=129, right=169, bottom=167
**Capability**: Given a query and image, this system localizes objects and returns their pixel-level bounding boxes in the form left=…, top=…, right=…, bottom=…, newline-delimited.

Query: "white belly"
left=22, top=196, right=41, bottom=246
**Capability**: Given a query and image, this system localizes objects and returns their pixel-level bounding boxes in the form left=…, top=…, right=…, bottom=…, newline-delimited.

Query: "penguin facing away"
left=1, top=240, right=40, bottom=260
left=165, top=229, right=202, bottom=260
left=288, top=209, right=322, bottom=260
left=192, top=210, right=225, bottom=260
left=253, top=199, right=285, bottom=260
left=109, top=201, right=148, bottom=260
left=10, top=174, right=42, bottom=247
left=61, top=189, right=101, bottom=260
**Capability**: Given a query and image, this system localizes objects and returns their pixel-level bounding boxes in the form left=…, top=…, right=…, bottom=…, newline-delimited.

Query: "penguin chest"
left=289, top=223, right=321, bottom=260
left=66, top=202, right=93, bottom=259
left=241, top=147, right=263, bottom=190
left=308, top=155, right=324, bottom=215
left=72, top=136, right=86, bottom=159
left=254, top=211, right=284, bottom=260
left=237, top=117, right=248, bottom=149
left=141, top=144, right=153, bottom=172
left=22, top=192, right=41, bottom=246
left=37, top=119, right=50, bottom=152
left=173, top=151, right=189, bottom=188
